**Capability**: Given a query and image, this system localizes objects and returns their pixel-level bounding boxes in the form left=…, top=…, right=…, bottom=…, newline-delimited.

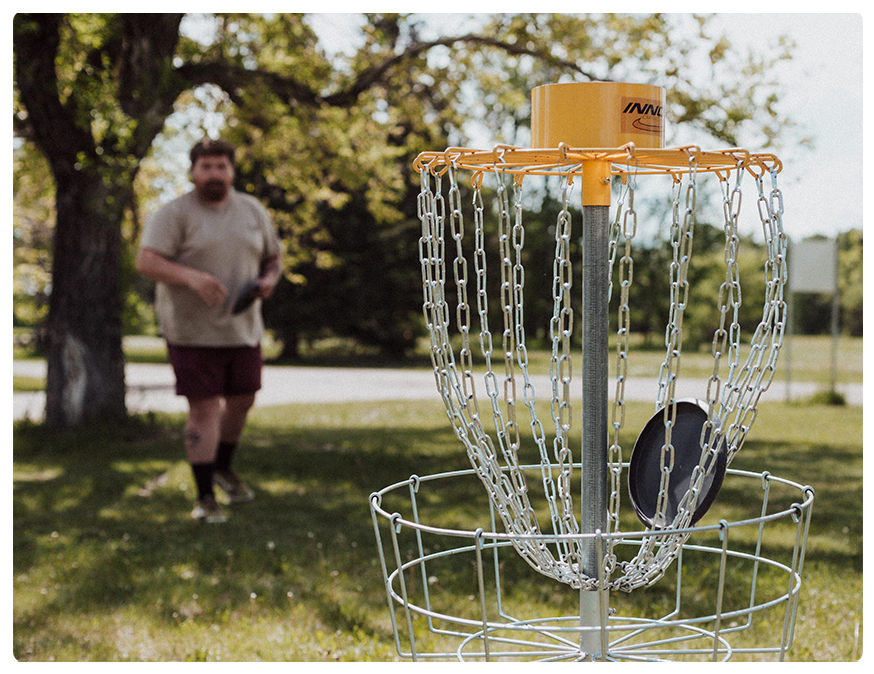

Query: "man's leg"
left=214, top=392, right=257, bottom=502
left=185, top=396, right=227, bottom=522
left=220, top=393, right=257, bottom=446
left=186, top=396, right=224, bottom=464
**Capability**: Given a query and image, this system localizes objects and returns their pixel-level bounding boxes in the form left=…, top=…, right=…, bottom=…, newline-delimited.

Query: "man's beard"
left=200, top=180, right=230, bottom=202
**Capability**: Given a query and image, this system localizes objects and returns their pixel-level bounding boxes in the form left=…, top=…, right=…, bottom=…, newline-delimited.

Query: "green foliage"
left=12, top=140, right=157, bottom=340
left=446, top=13, right=795, bottom=149
left=13, top=144, right=54, bottom=330
left=169, top=13, right=807, bottom=357
left=807, top=389, right=846, bottom=406
left=209, top=14, right=462, bottom=356
left=13, top=12, right=833, bottom=424
left=838, top=229, right=863, bottom=336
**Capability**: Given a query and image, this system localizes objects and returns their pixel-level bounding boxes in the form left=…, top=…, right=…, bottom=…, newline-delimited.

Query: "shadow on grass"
left=13, top=399, right=862, bottom=661
left=726, top=440, right=862, bottom=571
left=13, top=406, right=473, bottom=659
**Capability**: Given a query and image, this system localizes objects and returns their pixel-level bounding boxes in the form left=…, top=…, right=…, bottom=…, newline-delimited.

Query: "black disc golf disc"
left=628, top=399, right=727, bottom=529
left=232, top=281, right=261, bottom=315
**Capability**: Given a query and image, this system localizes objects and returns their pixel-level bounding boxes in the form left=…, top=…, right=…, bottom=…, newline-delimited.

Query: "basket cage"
left=369, top=464, right=814, bottom=662
left=368, top=110, right=810, bottom=660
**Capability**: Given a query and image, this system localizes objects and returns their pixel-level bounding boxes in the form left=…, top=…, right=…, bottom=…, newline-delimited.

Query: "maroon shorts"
left=167, top=344, right=263, bottom=399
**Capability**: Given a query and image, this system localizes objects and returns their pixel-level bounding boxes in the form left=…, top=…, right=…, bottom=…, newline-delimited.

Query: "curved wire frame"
left=370, top=466, right=814, bottom=661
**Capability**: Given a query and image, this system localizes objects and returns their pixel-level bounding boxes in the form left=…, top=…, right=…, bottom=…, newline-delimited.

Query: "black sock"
left=215, top=441, right=238, bottom=473
left=191, top=462, right=216, bottom=501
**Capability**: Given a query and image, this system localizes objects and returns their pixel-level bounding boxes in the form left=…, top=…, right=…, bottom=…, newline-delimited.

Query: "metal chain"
left=415, top=151, right=788, bottom=593
left=451, top=167, right=579, bottom=584
left=505, top=172, right=546, bottom=538
left=547, top=174, right=580, bottom=559
left=607, top=161, right=637, bottom=536
left=718, top=165, right=787, bottom=462
left=669, top=161, right=747, bottom=527
left=421, top=168, right=503, bottom=527
left=469, top=171, right=530, bottom=529
left=502, top=170, right=583, bottom=583
left=497, top=171, right=520, bottom=460
left=708, top=163, right=745, bottom=412
left=448, top=166, right=477, bottom=414
left=654, top=151, right=699, bottom=529
left=600, top=160, right=639, bottom=580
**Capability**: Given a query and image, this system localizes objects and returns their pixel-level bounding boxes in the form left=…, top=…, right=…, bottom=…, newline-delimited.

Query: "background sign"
left=788, top=238, right=837, bottom=293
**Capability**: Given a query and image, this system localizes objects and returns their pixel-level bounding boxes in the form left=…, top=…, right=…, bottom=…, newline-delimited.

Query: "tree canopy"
left=14, top=12, right=816, bottom=428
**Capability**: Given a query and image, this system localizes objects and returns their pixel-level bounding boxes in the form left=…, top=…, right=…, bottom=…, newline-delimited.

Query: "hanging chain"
left=653, top=152, right=699, bottom=529
left=547, top=174, right=580, bottom=555
left=708, top=163, right=745, bottom=412
left=470, top=171, right=527, bottom=522
left=496, top=170, right=520, bottom=458
left=607, top=160, right=638, bottom=545
left=418, top=168, right=448, bottom=377
left=421, top=166, right=542, bottom=564
left=448, top=166, right=477, bottom=415
left=662, top=161, right=748, bottom=528
left=507, top=173, right=547, bottom=538
left=657, top=154, right=698, bottom=408
left=416, top=150, right=789, bottom=593
left=494, top=168, right=583, bottom=583
left=718, top=165, right=787, bottom=462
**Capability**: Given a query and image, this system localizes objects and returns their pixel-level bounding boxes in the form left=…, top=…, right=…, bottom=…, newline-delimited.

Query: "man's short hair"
left=189, top=138, right=236, bottom=168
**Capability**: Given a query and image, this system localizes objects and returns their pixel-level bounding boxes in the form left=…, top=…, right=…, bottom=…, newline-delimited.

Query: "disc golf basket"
left=369, top=83, right=814, bottom=661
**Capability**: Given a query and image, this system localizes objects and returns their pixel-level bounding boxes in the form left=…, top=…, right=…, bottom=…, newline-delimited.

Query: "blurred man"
left=137, top=138, right=282, bottom=523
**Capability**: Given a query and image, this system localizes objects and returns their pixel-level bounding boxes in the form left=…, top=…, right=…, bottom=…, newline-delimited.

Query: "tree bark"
left=14, top=14, right=184, bottom=428
left=44, top=172, right=129, bottom=427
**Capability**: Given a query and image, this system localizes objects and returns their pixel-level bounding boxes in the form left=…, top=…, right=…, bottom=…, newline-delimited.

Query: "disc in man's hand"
left=232, top=281, right=260, bottom=315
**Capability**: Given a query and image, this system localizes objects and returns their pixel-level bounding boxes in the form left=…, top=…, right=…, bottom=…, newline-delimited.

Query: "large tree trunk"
left=14, top=13, right=185, bottom=428
left=44, top=171, right=129, bottom=427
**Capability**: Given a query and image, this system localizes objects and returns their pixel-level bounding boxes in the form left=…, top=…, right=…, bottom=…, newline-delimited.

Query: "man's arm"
left=136, top=247, right=229, bottom=307
left=255, top=254, right=282, bottom=299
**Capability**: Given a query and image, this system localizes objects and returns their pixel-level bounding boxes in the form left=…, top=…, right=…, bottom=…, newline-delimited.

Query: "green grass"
left=13, top=396, right=862, bottom=661
left=13, top=376, right=44, bottom=393
left=587, top=333, right=861, bottom=386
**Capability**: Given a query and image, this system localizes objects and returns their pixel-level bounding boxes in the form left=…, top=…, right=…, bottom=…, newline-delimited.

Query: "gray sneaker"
left=192, top=496, right=228, bottom=523
left=214, top=469, right=255, bottom=503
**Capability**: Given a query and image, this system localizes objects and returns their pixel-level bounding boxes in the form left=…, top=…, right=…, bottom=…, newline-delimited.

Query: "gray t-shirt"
left=140, top=189, right=281, bottom=347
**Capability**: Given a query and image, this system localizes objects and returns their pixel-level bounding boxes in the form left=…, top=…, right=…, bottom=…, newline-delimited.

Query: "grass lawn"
left=12, top=394, right=863, bottom=662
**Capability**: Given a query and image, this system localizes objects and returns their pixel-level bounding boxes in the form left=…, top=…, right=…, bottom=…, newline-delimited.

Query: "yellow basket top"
left=414, top=144, right=783, bottom=184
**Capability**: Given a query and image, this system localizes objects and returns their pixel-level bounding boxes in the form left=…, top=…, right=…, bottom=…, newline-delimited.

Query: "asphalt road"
left=12, top=360, right=861, bottom=422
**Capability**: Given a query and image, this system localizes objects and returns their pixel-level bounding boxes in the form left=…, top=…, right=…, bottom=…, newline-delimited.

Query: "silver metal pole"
left=830, top=238, right=840, bottom=395
left=579, top=203, right=610, bottom=658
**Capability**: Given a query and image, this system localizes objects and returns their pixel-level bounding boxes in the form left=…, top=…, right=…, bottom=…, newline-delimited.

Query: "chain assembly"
left=416, top=145, right=788, bottom=591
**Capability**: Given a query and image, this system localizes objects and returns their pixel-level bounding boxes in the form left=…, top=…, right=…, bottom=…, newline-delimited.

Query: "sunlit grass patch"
left=13, top=398, right=861, bottom=661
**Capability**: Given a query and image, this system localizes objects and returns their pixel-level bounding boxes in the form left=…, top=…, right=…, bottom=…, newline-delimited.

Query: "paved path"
left=12, top=360, right=862, bottom=422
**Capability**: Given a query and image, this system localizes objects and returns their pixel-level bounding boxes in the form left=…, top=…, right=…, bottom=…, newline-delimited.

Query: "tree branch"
left=177, top=61, right=324, bottom=108
left=177, top=31, right=601, bottom=111
left=115, top=14, right=187, bottom=158
left=323, top=33, right=603, bottom=107
left=117, top=14, right=185, bottom=115
left=13, top=14, right=93, bottom=173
